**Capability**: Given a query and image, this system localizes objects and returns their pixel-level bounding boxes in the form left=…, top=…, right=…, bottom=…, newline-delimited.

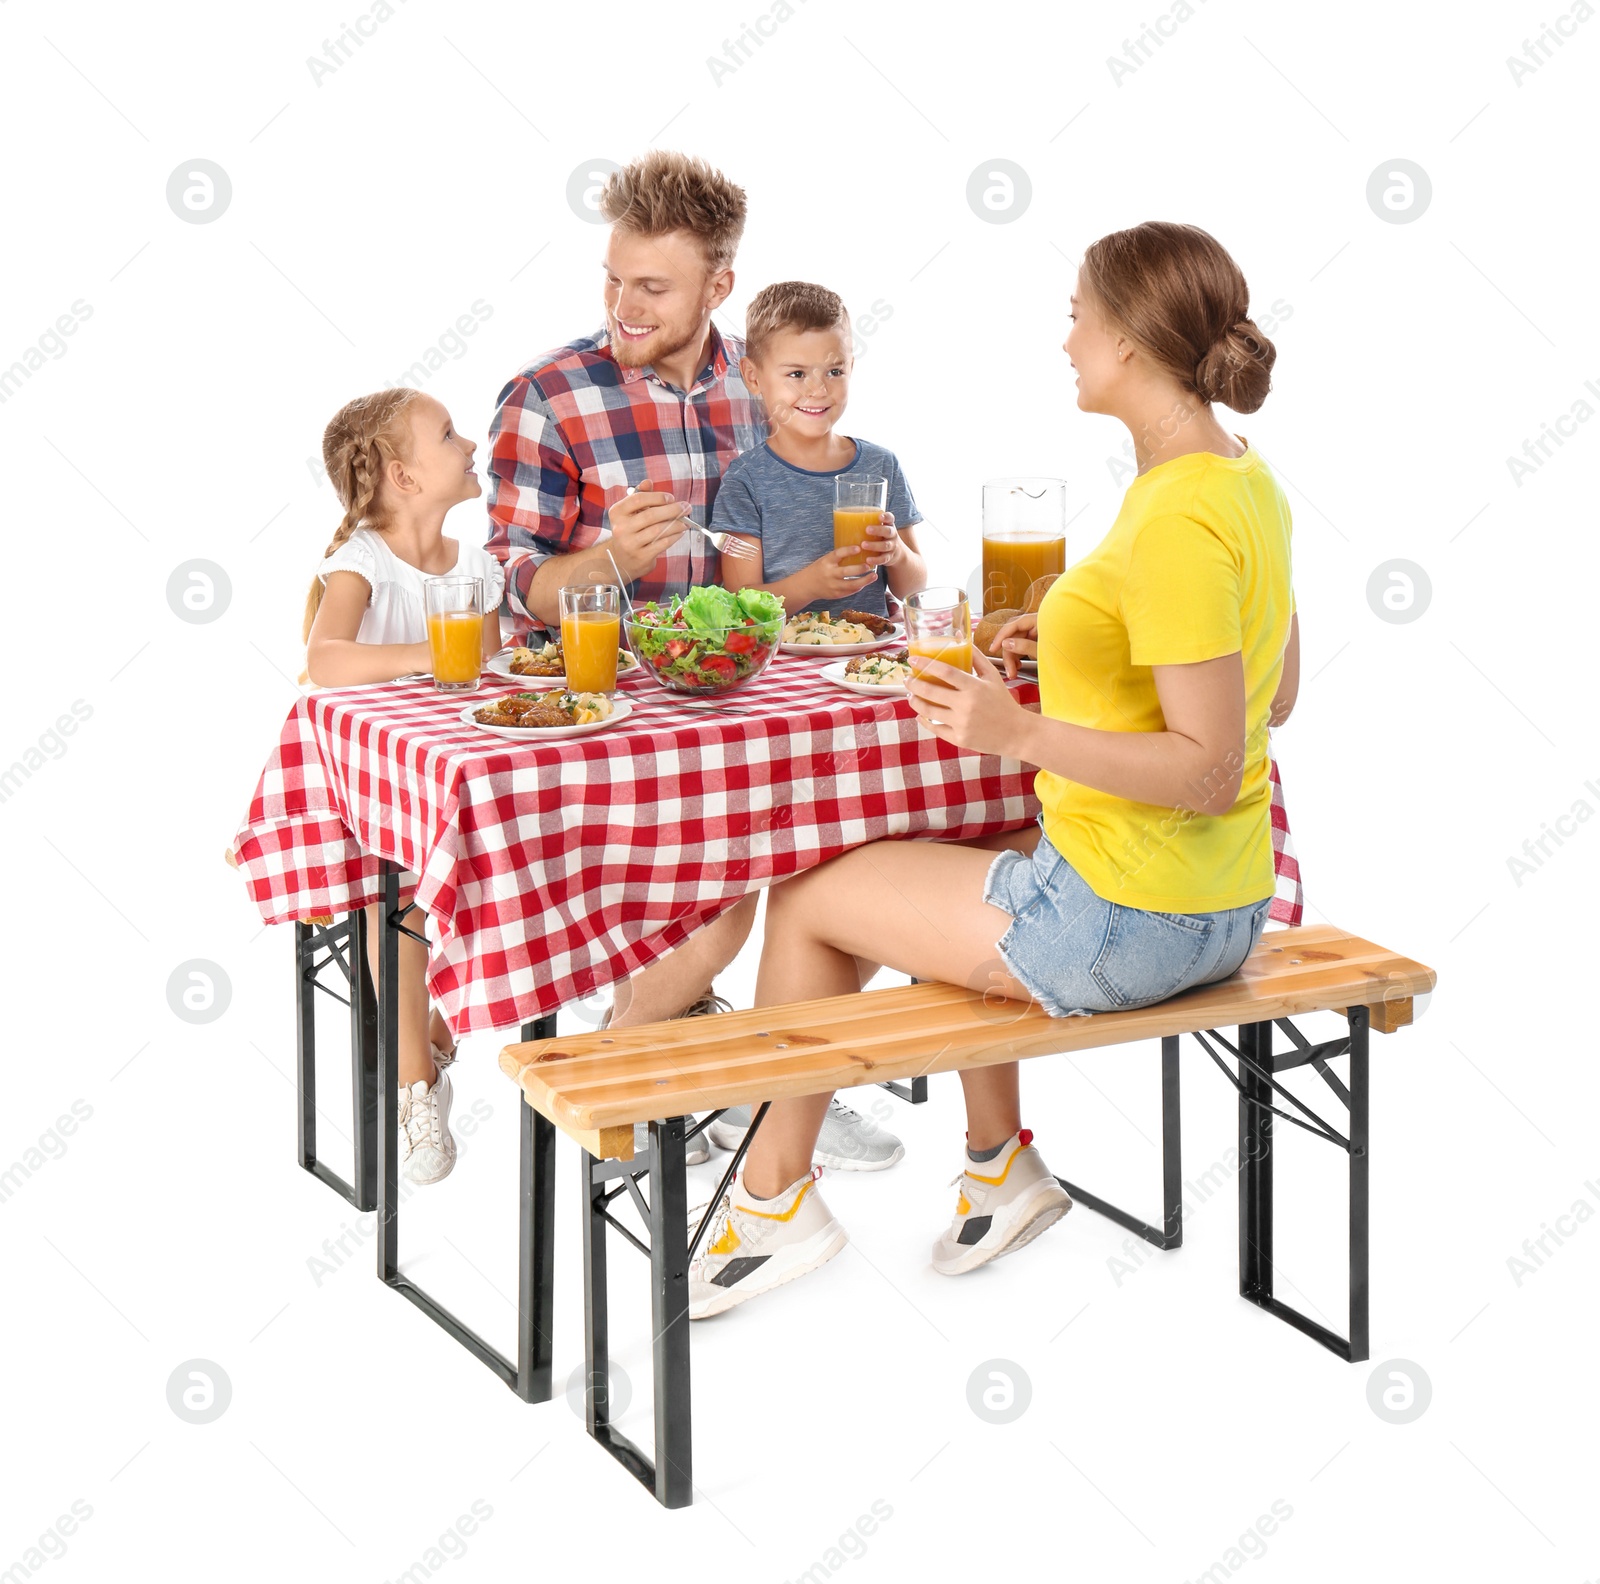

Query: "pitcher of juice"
left=980, top=476, right=1068, bottom=614
left=559, top=583, right=621, bottom=693
left=834, top=473, right=889, bottom=573
left=905, top=587, right=973, bottom=689
left=423, top=576, right=485, bottom=692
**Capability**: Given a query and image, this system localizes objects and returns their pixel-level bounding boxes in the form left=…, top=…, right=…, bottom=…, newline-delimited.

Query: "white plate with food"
left=461, top=691, right=633, bottom=740
left=779, top=610, right=902, bottom=656
left=487, top=643, right=639, bottom=684
left=818, top=653, right=915, bottom=696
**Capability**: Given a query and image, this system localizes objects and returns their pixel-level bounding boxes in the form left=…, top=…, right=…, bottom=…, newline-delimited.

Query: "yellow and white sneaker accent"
left=932, top=1129, right=1072, bottom=1276
left=688, top=1167, right=848, bottom=1319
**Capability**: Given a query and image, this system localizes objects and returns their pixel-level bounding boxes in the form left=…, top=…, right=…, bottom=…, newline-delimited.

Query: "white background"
left=3, top=0, right=1596, bottom=1578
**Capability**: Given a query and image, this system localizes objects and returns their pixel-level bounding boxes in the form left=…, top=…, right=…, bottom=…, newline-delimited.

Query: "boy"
left=712, top=281, right=928, bottom=615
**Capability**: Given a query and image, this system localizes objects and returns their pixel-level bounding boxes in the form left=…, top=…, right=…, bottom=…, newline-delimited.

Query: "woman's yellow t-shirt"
left=1034, top=441, right=1293, bottom=914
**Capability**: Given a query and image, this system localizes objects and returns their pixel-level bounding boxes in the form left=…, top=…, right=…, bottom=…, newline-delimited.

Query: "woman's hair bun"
left=1194, top=319, right=1275, bottom=414
left=1078, top=223, right=1278, bottom=413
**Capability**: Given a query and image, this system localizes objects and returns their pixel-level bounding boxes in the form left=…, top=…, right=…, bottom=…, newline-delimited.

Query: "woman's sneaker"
left=398, top=1066, right=456, bottom=1186
left=932, top=1129, right=1071, bottom=1275
left=688, top=1167, right=848, bottom=1318
left=707, top=1099, right=904, bottom=1171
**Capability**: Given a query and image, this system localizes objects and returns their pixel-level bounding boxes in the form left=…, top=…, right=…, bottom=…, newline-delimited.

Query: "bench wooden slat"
left=500, top=925, right=1433, bottom=1155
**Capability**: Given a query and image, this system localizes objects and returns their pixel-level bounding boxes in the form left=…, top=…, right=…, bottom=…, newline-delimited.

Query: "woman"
left=690, top=222, right=1300, bottom=1318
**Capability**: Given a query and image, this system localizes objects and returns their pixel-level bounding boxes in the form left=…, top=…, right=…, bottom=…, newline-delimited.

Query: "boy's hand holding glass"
left=807, top=545, right=880, bottom=601
left=858, top=511, right=903, bottom=571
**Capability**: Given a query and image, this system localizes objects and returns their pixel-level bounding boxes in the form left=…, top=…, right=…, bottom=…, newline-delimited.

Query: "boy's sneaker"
left=632, top=1119, right=711, bottom=1165
left=689, top=1167, right=849, bottom=1319
left=932, top=1129, right=1071, bottom=1275
left=398, top=1066, right=456, bottom=1186
left=707, top=1099, right=904, bottom=1171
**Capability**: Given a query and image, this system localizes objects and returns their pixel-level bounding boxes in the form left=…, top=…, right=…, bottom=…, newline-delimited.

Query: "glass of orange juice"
left=834, top=474, right=889, bottom=573
left=905, top=588, right=973, bottom=689
left=558, top=584, right=621, bottom=693
left=423, top=576, right=485, bottom=693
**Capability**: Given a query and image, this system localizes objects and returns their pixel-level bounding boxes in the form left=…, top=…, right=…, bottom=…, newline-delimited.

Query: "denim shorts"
left=983, top=825, right=1273, bottom=1019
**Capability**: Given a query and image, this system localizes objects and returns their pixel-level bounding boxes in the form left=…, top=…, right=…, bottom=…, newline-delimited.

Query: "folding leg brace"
left=373, top=864, right=559, bottom=1400
left=1060, top=1012, right=1371, bottom=1360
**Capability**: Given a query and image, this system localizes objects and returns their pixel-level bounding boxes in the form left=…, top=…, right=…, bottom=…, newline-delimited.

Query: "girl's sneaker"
left=708, top=1099, right=904, bottom=1171
left=688, top=1167, right=848, bottom=1318
left=398, top=1066, right=456, bottom=1186
left=932, top=1129, right=1071, bottom=1275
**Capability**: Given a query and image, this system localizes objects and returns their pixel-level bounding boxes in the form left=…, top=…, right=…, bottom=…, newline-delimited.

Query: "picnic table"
left=230, top=658, right=1305, bottom=1034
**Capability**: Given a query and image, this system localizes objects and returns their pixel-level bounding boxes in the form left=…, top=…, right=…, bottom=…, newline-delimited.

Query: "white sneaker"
left=932, top=1130, right=1071, bottom=1275
left=707, top=1098, right=905, bottom=1172
left=688, top=1167, right=848, bottom=1319
left=398, top=1066, right=456, bottom=1186
left=632, top=1119, right=711, bottom=1165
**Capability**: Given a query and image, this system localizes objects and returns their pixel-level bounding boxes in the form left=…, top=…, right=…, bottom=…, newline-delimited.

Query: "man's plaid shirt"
left=485, top=323, right=769, bottom=639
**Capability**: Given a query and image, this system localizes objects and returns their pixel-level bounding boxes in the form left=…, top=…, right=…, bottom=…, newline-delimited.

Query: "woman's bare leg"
left=742, top=833, right=1039, bottom=1197
left=364, top=903, right=436, bottom=1089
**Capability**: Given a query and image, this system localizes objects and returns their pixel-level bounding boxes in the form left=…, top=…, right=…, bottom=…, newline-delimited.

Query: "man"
left=485, top=151, right=900, bottom=1170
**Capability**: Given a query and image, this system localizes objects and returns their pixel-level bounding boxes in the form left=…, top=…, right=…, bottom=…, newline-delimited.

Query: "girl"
left=688, top=222, right=1301, bottom=1316
left=304, top=387, right=504, bottom=1186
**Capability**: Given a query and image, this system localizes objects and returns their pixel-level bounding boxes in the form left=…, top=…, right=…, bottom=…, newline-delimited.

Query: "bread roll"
left=974, top=607, right=1021, bottom=656
left=1024, top=575, right=1059, bottom=613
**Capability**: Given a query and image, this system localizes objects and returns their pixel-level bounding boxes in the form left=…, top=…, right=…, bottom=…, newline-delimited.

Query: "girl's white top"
left=318, top=527, right=506, bottom=645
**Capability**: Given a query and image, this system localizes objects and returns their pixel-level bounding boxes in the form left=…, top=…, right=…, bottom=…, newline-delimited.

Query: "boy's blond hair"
left=599, top=151, right=747, bottom=271
left=744, top=281, right=851, bottom=363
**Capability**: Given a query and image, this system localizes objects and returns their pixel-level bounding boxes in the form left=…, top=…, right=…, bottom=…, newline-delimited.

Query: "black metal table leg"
left=373, top=861, right=557, bottom=1397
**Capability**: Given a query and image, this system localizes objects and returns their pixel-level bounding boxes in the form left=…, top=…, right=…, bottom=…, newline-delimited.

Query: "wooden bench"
left=493, top=922, right=1435, bottom=1508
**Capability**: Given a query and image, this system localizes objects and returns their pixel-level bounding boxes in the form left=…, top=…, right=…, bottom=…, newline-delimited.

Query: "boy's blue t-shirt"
left=708, top=438, right=921, bottom=616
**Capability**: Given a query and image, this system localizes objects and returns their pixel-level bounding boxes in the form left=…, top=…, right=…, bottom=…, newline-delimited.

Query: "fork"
left=624, top=484, right=759, bottom=562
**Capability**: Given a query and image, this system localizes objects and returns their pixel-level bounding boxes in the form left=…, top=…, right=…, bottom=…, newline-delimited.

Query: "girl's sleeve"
left=1121, top=514, right=1242, bottom=666
left=318, top=533, right=378, bottom=601
left=475, top=546, right=506, bottom=612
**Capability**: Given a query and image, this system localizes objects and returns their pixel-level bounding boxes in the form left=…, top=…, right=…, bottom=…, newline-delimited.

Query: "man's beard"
left=609, top=310, right=702, bottom=370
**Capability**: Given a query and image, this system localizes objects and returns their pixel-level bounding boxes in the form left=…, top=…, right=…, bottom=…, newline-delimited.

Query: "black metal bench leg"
left=580, top=1118, right=698, bottom=1507
left=350, top=908, right=379, bottom=1211
left=1347, top=1006, right=1371, bottom=1362
left=377, top=869, right=401, bottom=1283
left=1056, top=1034, right=1184, bottom=1250
left=296, top=914, right=377, bottom=1210
left=648, top=1117, right=693, bottom=1508
left=881, top=979, right=930, bottom=1103
left=1238, top=1020, right=1274, bottom=1301
left=296, top=921, right=318, bottom=1181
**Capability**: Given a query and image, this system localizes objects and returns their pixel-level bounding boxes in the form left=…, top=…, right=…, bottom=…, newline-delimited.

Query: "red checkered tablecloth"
left=231, top=660, right=1304, bottom=1035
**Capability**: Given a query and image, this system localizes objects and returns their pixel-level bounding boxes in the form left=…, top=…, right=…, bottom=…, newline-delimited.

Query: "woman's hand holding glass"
left=903, top=649, right=1030, bottom=757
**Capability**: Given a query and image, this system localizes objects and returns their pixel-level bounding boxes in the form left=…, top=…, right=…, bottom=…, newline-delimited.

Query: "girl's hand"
left=860, top=511, right=903, bottom=571
left=987, top=611, right=1039, bottom=679
left=904, top=649, right=1028, bottom=757
left=807, top=545, right=879, bottom=601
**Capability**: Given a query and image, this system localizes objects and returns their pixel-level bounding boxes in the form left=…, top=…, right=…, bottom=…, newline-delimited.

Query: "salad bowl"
left=626, top=585, right=784, bottom=697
